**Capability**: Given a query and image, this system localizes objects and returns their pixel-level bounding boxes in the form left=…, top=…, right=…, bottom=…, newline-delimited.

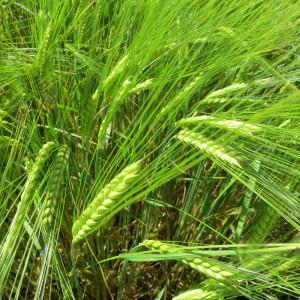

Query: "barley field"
left=1, top=0, right=300, bottom=299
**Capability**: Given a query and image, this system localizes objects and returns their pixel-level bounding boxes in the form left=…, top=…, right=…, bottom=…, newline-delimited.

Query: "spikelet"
left=177, top=116, right=260, bottom=135
left=0, top=142, right=54, bottom=262
left=72, top=161, right=141, bottom=243
left=41, top=145, right=69, bottom=226
left=176, top=129, right=241, bottom=168
left=143, top=240, right=233, bottom=282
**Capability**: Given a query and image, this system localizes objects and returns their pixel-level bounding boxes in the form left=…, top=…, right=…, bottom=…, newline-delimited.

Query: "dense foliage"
left=1, top=0, right=300, bottom=299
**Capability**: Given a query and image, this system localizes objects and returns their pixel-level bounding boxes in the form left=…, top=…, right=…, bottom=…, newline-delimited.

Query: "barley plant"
left=1, top=0, right=300, bottom=299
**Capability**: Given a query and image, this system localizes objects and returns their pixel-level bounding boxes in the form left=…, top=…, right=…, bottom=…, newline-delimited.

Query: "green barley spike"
left=172, top=287, right=218, bottom=300
left=176, top=116, right=260, bottom=136
left=0, top=142, right=54, bottom=265
left=247, top=203, right=279, bottom=244
left=143, top=240, right=234, bottom=282
left=172, top=277, right=237, bottom=300
left=97, top=78, right=133, bottom=149
left=177, top=129, right=241, bottom=168
left=102, top=55, right=129, bottom=91
left=36, top=21, right=52, bottom=69
left=21, top=142, right=55, bottom=206
left=41, top=145, right=69, bottom=226
left=72, top=160, right=141, bottom=243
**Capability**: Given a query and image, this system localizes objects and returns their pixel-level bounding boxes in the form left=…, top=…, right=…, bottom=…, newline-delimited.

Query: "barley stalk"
left=41, top=145, right=69, bottom=226
left=0, top=142, right=54, bottom=265
left=176, top=129, right=241, bottom=167
left=143, top=240, right=234, bottom=282
left=72, top=161, right=141, bottom=243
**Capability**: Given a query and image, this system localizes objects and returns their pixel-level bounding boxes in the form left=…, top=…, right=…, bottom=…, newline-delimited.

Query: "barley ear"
left=102, top=55, right=129, bottom=90
left=0, top=142, right=54, bottom=265
left=176, top=129, right=241, bottom=168
left=177, top=116, right=260, bottom=136
left=172, top=277, right=237, bottom=300
left=41, top=145, right=69, bottom=226
left=35, top=21, right=52, bottom=71
left=143, top=240, right=234, bottom=282
left=72, top=160, right=141, bottom=243
left=172, top=287, right=218, bottom=300
left=247, top=203, right=279, bottom=244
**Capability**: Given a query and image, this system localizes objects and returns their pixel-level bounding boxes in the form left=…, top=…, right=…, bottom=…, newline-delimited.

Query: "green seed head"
left=72, top=160, right=142, bottom=243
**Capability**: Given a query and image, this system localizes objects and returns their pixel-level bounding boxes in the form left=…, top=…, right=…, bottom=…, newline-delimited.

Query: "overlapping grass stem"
left=72, top=161, right=141, bottom=243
